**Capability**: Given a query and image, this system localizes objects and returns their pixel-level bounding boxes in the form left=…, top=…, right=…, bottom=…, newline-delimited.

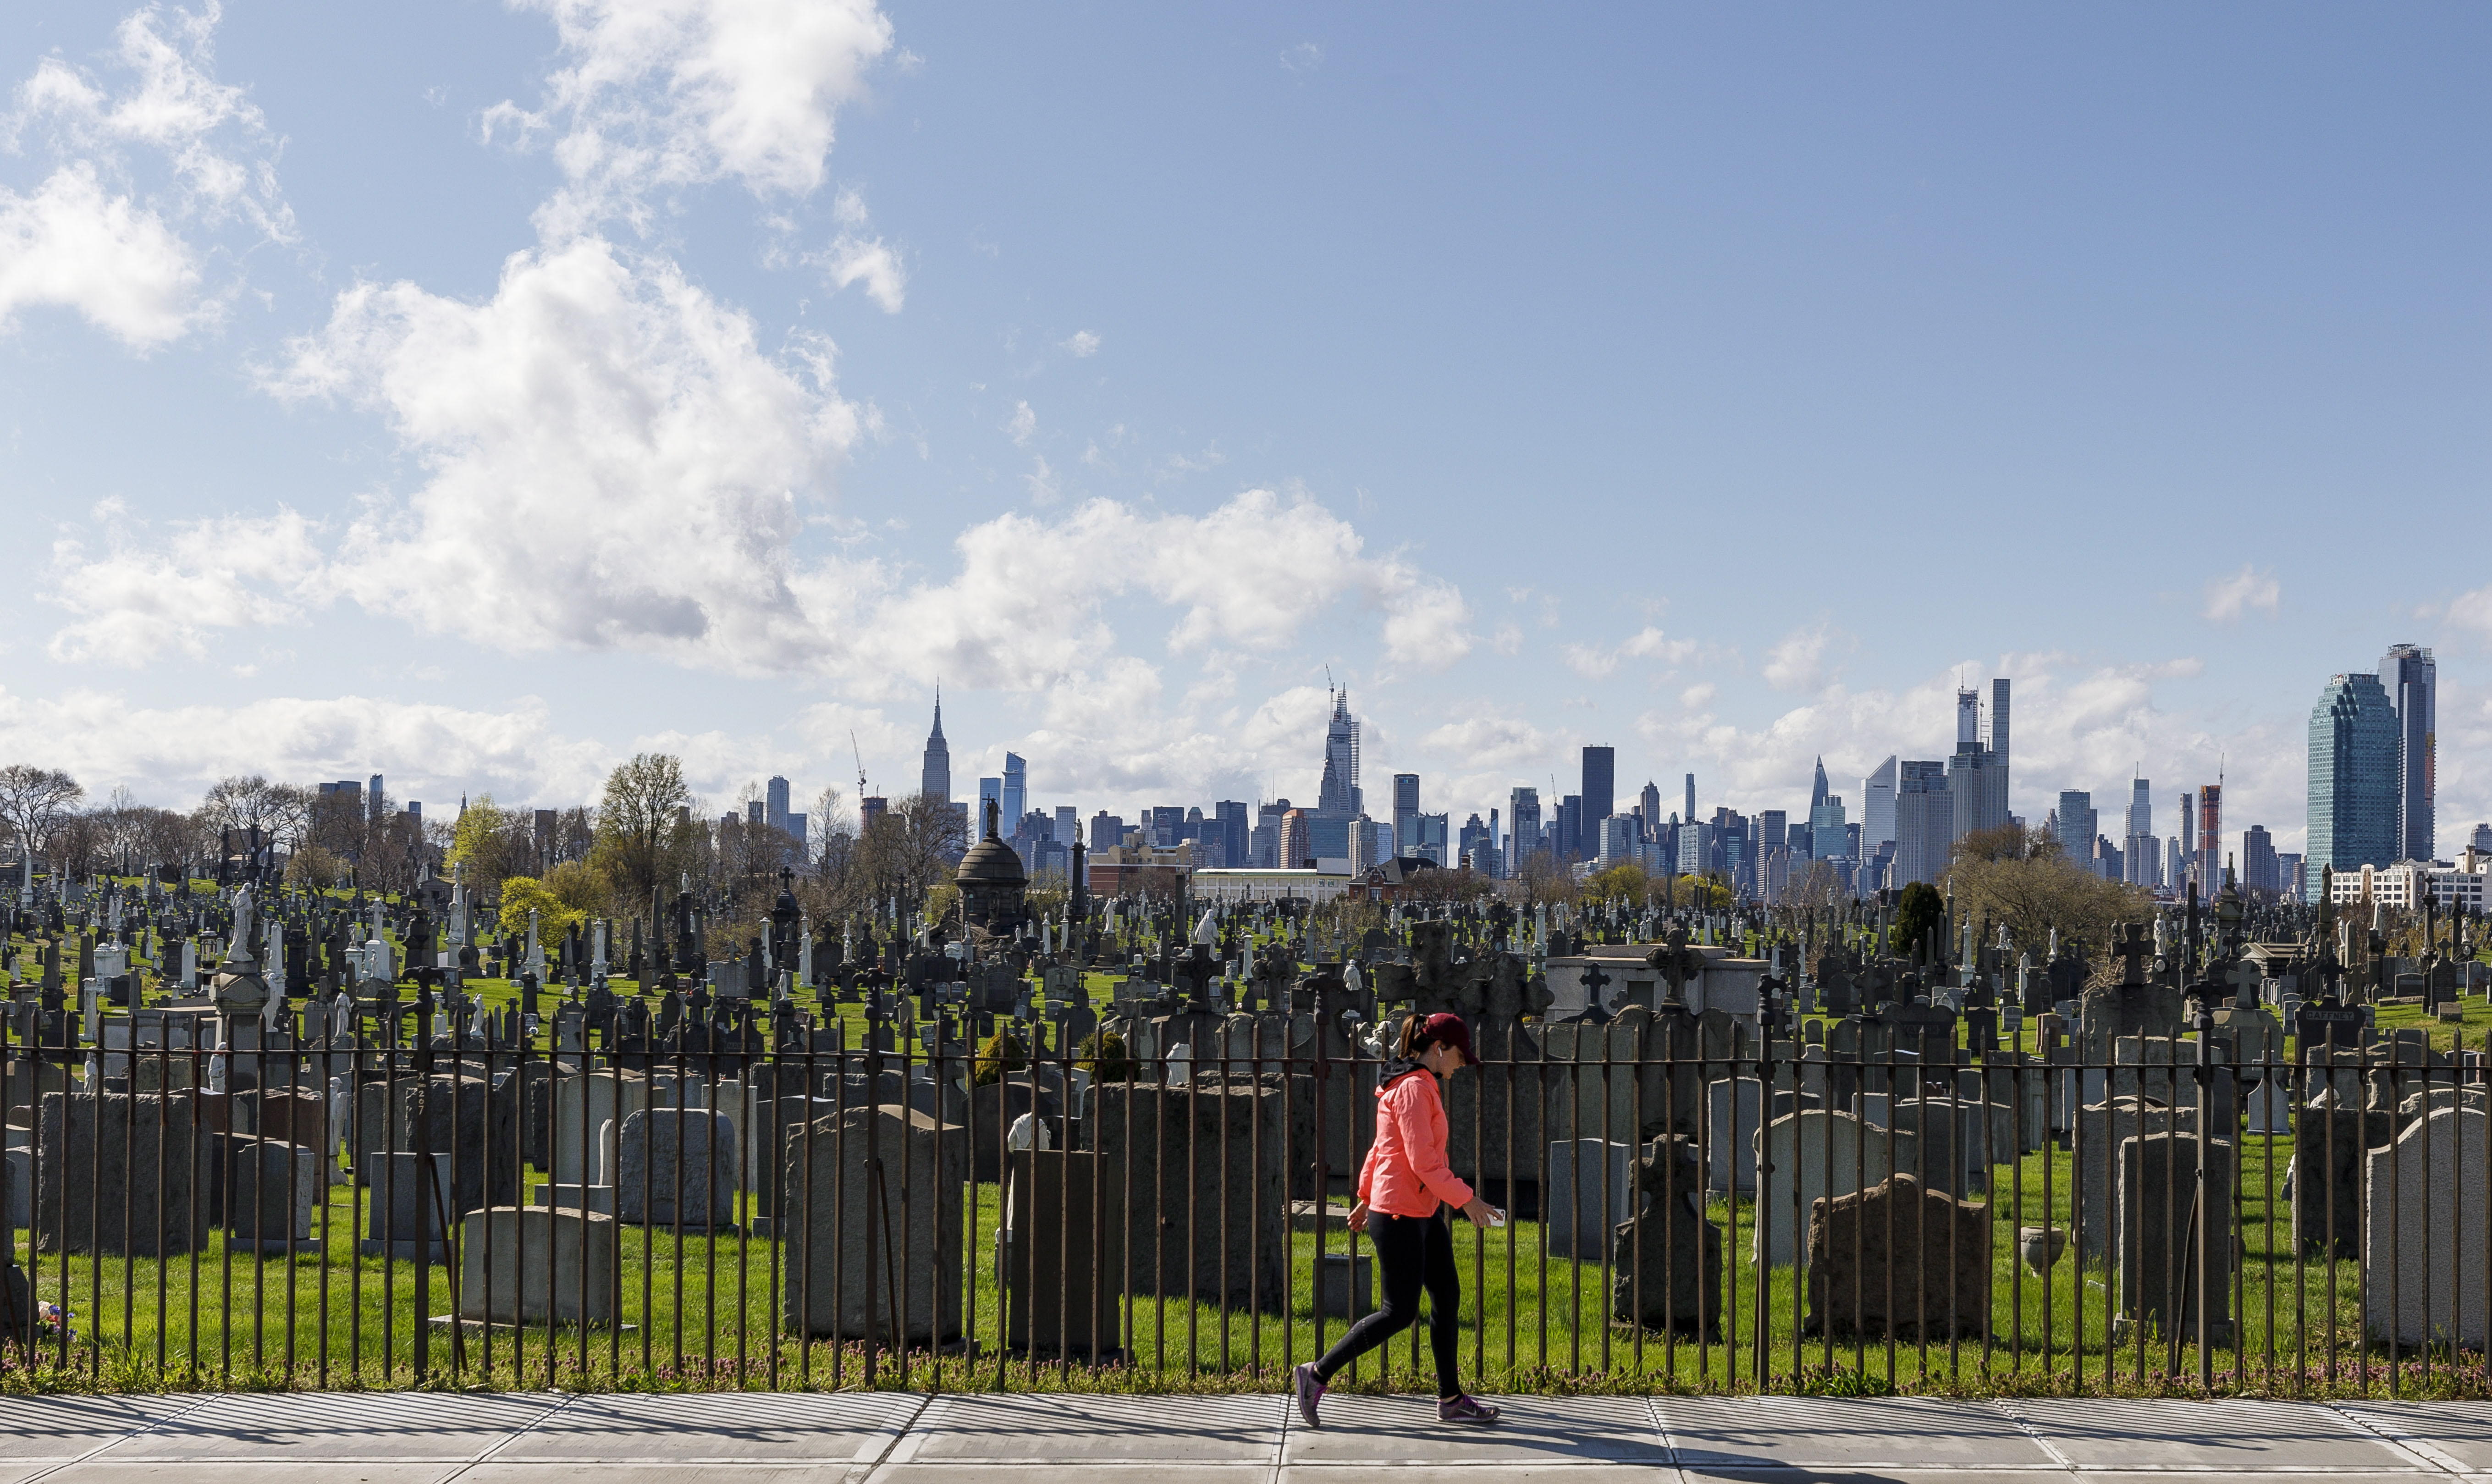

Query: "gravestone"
left=551, top=1070, right=649, bottom=1186
left=2289, top=1100, right=2383, bottom=1259
left=2115, top=1131, right=2235, bottom=1343
left=1608, top=1132, right=1721, bottom=1337
left=1087, top=1081, right=1285, bottom=1307
left=362, top=1148, right=458, bottom=1259
left=1804, top=1170, right=1990, bottom=1339
left=1001, top=1149, right=1126, bottom=1355
left=34, top=1092, right=210, bottom=1255
left=2076, top=1097, right=2200, bottom=1259
left=459, top=1206, right=618, bottom=1326
left=781, top=1103, right=967, bottom=1344
left=1704, top=1074, right=1811, bottom=1193
left=212, top=1136, right=321, bottom=1250
left=2363, top=1106, right=2490, bottom=1346
left=613, top=1107, right=739, bottom=1230
left=1753, top=1109, right=1915, bottom=1268
left=1544, top=1137, right=1634, bottom=1258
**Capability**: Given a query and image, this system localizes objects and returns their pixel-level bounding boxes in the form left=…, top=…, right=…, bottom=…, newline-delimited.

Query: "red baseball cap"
left=1419, top=1012, right=1476, bottom=1066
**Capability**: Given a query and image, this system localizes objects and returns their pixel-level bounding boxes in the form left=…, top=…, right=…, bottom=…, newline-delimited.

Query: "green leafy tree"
left=497, top=874, right=589, bottom=943
left=1892, top=880, right=1945, bottom=957
left=591, top=753, right=698, bottom=908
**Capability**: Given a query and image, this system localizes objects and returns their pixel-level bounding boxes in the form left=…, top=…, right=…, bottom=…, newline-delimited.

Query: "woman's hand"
left=1459, top=1196, right=1498, bottom=1228
left=1345, top=1201, right=1369, bottom=1234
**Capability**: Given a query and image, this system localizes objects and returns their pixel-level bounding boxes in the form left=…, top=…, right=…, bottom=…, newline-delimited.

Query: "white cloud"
left=1679, top=682, right=1716, bottom=709
left=816, top=230, right=904, bottom=311
left=1060, top=329, right=1099, bottom=357
left=0, top=163, right=199, bottom=348
left=2202, top=563, right=2281, bottom=622
left=1023, top=454, right=1058, bottom=504
left=0, top=2, right=292, bottom=349
left=267, top=235, right=865, bottom=673
left=1762, top=622, right=1844, bottom=692
left=0, top=686, right=615, bottom=809
left=1006, top=399, right=1036, bottom=446
left=1280, top=42, right=1323, bottom=73
left=2442, top=585, right=2492, bottom=638
left=45, top=504, right=326, bottom=665
left=499, top=0, right=895, bottom=237
left=1562, top=625, right=1694, bottom=679
left=808, top=192, right=903, bottom=310
left=1422, top=715, right=1546, bottom=771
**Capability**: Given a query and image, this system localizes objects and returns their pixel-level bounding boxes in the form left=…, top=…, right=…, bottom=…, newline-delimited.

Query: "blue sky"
left=2, top=1, right=2487, bottom=859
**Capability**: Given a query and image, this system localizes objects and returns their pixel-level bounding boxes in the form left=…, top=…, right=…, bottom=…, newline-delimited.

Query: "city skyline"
left=2, top=6, right=2488, bottom=863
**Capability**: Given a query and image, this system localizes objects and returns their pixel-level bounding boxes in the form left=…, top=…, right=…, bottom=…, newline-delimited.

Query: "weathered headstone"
left=212, top=1136, right=321, bottom=1250
left=459, top=1206, right=617, bottom=1325
left=2115, top=1131, right=2234, bottom=1343
left=2363, top=1106, right=2490, bottom=1347
left=613, top=1107, right=738, bottom=1230
left=781, top=1103, right=967, bottom=1343
left=1001, top=1149, right=1125, bottom=1355
left=34, top=1091, right=209, bottom=1254
left=2292, top=1098, right=2387, bottom=1259
left=1544, top=1137, right=1634, bottom=1258
left=1608, top=1132, right=1721, bottom=1337
left=1086, top=1081, right=1285, bottom=1307
left=1804, top=1170, right=1990, bottom=1339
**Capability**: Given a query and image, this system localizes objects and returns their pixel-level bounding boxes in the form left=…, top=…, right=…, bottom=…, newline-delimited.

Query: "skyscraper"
left=2306, top=671, right=2400, bottom=897
left=766, top=775, right=792, bottom=832
left=1309, top=687, right=1364, bottom=861
left=1947, top=679, right=2010, bottom=840
left=1893, top=760, right=1951, bottom=887
left=1810, top=758, right=1831, bottom=809
left=2123, top=777, right=2156, bottom=887
left=1508, top=787, right=1541, bottom=869
left=1317, top=687, right=1361, bottom=817
left=1861, top=756, right=1897, bottom=849
left=2381, top=643, right=2436, bottom=862
left=1391, top=772, right=1421, bottom=859
left=2197, top=784, right=2222, bottom=894
left=2054, top=790, right=2096, bottom=872
left=1001, top=752, right=1027, bottom=831
left=2243, top=824, right=2279, bottom=894
left=1810, top=795, right=1848, bottom=862
left=1683, top=774, right=1695, bottom=828
left=1639, top=780, right=1661, bottom=839
left=1580, top=746, right=1615, bottom=849
left=921, top=690, right=951, bottom=803
left=1215, top=800, right=1249, bottom=868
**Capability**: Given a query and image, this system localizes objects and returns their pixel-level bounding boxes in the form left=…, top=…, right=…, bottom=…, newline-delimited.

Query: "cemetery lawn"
left=0, top=1136, right=2476, bottom=1401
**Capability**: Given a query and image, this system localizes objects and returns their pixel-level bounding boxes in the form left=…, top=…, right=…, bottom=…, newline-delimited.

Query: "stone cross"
left=2112, top=923, right=2151, bottom=987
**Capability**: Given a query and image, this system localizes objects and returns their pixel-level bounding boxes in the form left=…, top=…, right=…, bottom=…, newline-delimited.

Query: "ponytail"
left=1395, top=1014, right=1433, bottom=1061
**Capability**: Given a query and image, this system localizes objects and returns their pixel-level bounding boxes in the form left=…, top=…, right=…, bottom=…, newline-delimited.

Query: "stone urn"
left=2018, top=1225, right=2067, bottom=1276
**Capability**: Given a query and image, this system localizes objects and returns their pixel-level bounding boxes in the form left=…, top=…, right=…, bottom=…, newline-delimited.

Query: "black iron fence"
left=0, top=1013, right=2484, bottom=1396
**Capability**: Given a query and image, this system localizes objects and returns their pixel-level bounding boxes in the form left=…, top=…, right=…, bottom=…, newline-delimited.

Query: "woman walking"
left=1292, top=1012, right=1501, bottom=1426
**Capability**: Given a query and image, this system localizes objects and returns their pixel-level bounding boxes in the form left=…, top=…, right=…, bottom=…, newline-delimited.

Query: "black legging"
left=1312, top=1209, right=1462, bottom=1396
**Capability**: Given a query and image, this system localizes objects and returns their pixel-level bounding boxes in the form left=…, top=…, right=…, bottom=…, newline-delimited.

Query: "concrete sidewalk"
left=2, top=1388, right=2491, bottom=1482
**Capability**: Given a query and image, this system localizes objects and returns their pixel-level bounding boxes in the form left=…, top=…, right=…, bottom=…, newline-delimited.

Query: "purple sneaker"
left=1292, top=1363, right=1326, bottom=1427
left=1438, top=1394, right=1500, bottom=1424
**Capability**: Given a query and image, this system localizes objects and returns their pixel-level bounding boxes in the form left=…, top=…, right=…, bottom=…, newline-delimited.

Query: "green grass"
left=8, top=905, right=2490, bottom=1398
left=0, top=1130, right=2476, bottom=1401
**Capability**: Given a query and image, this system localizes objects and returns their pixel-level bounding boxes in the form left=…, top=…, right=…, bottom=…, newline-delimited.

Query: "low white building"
left=2329, top=860, right=2488, bottom=912
left=1188, top=867, right=1351, bottom=904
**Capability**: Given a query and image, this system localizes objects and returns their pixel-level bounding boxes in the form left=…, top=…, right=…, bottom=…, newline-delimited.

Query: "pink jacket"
left=1357, top=1068, right=1475, bottom=1218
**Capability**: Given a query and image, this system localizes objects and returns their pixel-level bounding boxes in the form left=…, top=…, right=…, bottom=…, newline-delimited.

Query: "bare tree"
left=0, top=765, right=84, bottom=864
left=198, top=775, right=311, bottom=849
